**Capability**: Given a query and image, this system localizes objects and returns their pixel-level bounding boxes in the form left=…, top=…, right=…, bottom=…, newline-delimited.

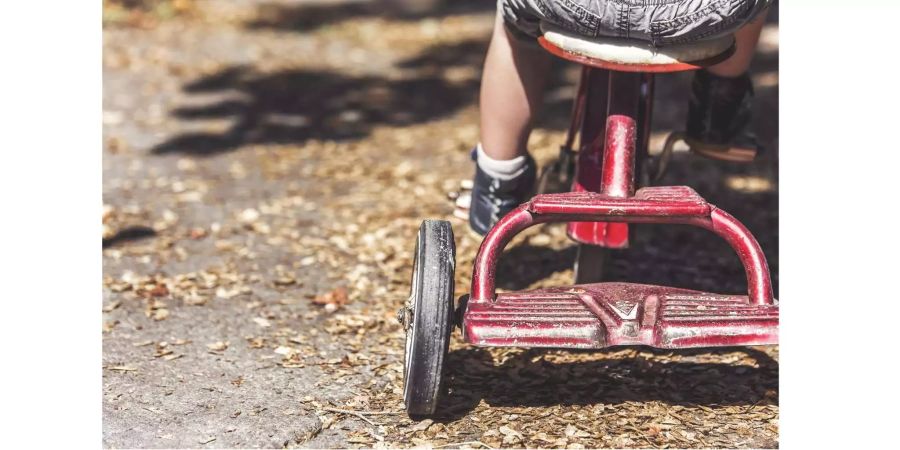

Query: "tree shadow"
left=246, top=0, right=493, bottom=33
left=151, top=39, right=486, bottom=155
left=151, top=36, right=576, bottom=156
left=435, top=346, right=777, bottom=421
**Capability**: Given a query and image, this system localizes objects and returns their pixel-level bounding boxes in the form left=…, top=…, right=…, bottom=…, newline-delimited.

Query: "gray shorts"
left=500, top=0, right=771, bottom=46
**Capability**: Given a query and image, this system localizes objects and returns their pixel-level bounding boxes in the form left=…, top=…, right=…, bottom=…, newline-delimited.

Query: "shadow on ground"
left=102, top=226, right=157, bottom=249
left=150, top=58, right=481, bottom=155
left=150, top=37, right=580, bottom=156
left=435, top=346, right=778, bottom=421
left=246, top=0, right=493, bottom=33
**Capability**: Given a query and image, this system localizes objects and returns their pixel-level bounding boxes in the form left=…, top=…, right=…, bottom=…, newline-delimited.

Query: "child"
left=469, top=0, right=772, bottom=235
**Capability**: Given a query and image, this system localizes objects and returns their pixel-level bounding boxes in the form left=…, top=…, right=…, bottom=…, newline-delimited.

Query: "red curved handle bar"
left=469, top=202, right=775, bottom=306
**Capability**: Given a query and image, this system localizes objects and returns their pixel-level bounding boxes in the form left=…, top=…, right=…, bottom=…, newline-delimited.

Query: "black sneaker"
left=685, top=70, right=761, bottom=162
left=468, top=149, right=537, bottom=236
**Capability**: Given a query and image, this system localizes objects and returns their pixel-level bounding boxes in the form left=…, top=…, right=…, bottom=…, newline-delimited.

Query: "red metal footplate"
left=462, top=186, right=779, bottom=350
left=463, top=283, right=778, bottom=349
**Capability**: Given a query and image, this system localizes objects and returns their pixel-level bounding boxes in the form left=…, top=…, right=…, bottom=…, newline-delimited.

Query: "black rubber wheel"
left=573, top=243, right=609, bottom=284
left=401, top=220, right=455, bottom=418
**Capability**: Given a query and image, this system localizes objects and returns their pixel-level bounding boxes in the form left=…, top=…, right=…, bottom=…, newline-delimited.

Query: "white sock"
left=476, top=143, right=527, bottom=181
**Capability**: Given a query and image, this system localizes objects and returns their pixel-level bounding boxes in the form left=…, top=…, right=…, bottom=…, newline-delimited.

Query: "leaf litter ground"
left=103, top=0, right=779, bottom=447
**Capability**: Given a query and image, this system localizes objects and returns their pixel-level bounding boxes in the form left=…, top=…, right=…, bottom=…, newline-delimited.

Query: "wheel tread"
left=404, top=220, right=455, bottom=417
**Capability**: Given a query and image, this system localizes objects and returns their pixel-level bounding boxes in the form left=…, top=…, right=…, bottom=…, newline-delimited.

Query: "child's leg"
left=707, top=9, right=768, bottom=78
left=468, top=12, right=551, bottom=236
left=479, top=13, right=553, bottom=161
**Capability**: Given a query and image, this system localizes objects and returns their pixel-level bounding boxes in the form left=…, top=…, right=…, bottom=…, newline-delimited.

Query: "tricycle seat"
left=538, top=22, right=734, bottom=73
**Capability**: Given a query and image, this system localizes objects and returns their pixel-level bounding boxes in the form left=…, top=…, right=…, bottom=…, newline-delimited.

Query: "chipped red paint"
left=463, top=283, right=777, bottom=348
left=567, top=69, right=638, bottom=248
left=459, top=35, right=777, bottom=351
left=466, top=188, right=777, bottom=348
left=600, top=115, right=636, bottom=198
left=471, top=187, right=774, bottom=306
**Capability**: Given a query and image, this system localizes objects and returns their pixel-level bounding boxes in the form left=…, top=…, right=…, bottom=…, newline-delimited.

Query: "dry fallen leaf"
left=216, top=287, right=241, bottom=299
left=273, top=275, right=296, bottom=286
left=103, top=300, right=122, bottom=312
left=103, top=320, right=118, bottom=333
left=238, top=208, right=260, bottom=223
left=500, top=425, right=524, bottom=445
left=183, top=291, right=207, bottom=306
left=154, top=343, right=173, bottom=357
left=411, top=419, right=433, bottom=432
left=565, top=424, right=590, bottom=438
left=207, top=341, right=229, bottom=352
left=312, top=287, right=349, bottom=312
left=274, top=346, right=295, bottom=356
left=149, top=283, right=169, bottom=297
left=153, top=308, right=170, bottom=321
left=246, top=337, right=266, bottom=349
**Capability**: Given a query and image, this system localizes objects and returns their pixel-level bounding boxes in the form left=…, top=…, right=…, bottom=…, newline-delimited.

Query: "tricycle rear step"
left=462, top=282, right=778, bottom=349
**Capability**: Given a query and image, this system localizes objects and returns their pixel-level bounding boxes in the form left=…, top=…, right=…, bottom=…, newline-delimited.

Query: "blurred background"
left=103, top=1, right=778, bottom=447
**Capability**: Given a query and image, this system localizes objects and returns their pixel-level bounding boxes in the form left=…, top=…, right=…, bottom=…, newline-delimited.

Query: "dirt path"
left=103, top=1, right=779, bottom=447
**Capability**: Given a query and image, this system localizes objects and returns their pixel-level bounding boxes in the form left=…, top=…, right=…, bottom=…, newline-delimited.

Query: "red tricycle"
left=398, top=23, right=778, bottom=418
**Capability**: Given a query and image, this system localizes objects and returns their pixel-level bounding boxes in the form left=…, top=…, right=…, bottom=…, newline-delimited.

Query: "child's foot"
left=468, top=146, right=536, bottom=236
left=685, top=70, right=761, bottom=162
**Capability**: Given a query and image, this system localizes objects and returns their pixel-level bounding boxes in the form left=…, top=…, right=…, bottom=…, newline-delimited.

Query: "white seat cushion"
left=540, top=22, right=733, bottom=66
